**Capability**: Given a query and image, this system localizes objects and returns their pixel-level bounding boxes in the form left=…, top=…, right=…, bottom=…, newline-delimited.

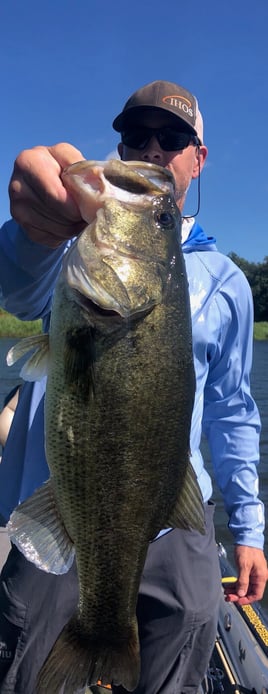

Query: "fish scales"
left=7, top=160, right=204, bottom=693
left=46, top=274, right=193, bottom=621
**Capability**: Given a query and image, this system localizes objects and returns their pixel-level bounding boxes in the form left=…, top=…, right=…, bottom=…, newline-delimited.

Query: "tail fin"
left=37, top=614, right=140, bottom=693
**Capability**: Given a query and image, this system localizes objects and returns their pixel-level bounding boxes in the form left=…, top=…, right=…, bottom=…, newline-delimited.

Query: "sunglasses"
left=121, top=126, right=199, bottom=152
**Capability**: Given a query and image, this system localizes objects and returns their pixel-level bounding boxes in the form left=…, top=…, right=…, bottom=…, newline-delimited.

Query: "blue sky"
left=1, top=0, right=268, bottom=262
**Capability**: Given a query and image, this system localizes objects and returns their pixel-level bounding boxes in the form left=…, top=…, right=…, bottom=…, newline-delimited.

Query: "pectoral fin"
left=7, top=480, right=75, bottom=574
left=7, top=334, right=50, bottom=381
left=65, top=326, right=96, bottom=400
left=165, top=462, right=206, bottom=534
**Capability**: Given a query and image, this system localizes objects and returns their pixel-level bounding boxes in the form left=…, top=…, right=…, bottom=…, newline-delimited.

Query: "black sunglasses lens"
left=121, top=127, right=195, bottom=151
left=158, top=129, right=192, bottom=151
left=121, top=128, right=151, bottom=150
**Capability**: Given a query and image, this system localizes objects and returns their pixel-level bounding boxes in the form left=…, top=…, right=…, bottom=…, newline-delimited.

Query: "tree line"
left=229, top=253, right=268, bottom=322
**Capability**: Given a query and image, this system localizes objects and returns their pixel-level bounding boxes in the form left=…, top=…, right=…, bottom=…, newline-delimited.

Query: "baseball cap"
left=113, top=80, right=204, bottom=143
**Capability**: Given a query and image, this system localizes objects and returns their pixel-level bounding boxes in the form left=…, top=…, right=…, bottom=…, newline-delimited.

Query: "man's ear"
left=192, top=145, right=208, bottom=179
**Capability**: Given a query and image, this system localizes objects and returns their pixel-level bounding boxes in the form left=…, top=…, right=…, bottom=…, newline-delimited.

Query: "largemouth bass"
left=7, top=159, right=205, bottom=694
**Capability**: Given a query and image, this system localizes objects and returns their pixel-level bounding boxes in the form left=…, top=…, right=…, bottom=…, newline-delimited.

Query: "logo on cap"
left=162, top=95, right=193, bottom=118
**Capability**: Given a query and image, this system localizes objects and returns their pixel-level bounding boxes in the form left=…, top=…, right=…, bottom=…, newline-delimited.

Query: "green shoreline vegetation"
left=0, top=310, right=42, bottom=338
left=1, top=309, right=268, bottom=340
left=253, top=322, right=268, bottom=340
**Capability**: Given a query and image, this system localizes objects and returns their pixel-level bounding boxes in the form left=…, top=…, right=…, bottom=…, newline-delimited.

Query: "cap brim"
left=112, top=106, right=197, bottom=135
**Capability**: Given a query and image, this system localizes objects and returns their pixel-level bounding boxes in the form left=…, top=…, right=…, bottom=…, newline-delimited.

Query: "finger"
left=12, top=214, right=85, bottom=249
left=244, top=576, right=268, bottom=602
left=224, top=576, right=267, bottom=604
left=235, top=566, right=250, bottom=598
left=9, top=144, right=85, bottom=220
left=225, top=593, right=261, bottom=605
left=8, top=145, right=86, bottom=245
left=223, top=582, right=241, bottom=603
left=10, top=176, right=82, bottom=226
left=48, top=142, right=85, bottom=169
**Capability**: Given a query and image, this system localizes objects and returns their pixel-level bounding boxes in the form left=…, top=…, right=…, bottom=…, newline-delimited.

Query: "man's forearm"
left=0, top=219, right=67, bottom=320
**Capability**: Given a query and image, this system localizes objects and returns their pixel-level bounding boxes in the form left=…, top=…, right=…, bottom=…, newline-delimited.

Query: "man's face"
left=117, top=111, right=208, bottom=212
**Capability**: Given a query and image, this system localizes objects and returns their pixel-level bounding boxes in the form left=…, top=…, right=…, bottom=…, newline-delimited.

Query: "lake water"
left=0, top=337, right=268, bottom=608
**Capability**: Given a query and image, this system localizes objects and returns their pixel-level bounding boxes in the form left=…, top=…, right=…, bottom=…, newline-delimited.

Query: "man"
left=0, top=80, right=267, bottom=694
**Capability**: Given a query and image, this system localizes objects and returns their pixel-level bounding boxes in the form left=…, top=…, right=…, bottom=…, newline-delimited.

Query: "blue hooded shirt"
left=0, top=220, right=264, bottom=548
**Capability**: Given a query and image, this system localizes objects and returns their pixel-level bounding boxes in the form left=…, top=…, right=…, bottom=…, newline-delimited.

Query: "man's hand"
left=223, top=545, right=268, bottom=605
left=9, top=143, right=87, bottom=248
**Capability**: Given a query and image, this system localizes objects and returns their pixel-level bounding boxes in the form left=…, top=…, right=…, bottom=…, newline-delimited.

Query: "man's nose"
left=140, top=136, right=165, bottom=164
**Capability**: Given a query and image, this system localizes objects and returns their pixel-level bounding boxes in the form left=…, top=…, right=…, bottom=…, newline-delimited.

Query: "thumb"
left=236, top=567, right=249, bottom=597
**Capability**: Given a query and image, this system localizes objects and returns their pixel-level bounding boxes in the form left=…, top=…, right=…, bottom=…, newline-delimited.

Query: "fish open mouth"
left=61, top=159, right=176, bottom=216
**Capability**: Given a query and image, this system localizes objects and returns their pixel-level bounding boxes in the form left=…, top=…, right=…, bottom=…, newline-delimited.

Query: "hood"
left=182, top=220, right=217, bottom=253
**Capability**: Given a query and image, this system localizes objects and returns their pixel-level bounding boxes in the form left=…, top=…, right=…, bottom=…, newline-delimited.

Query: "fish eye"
left=154, top=211, right=174, bottom=227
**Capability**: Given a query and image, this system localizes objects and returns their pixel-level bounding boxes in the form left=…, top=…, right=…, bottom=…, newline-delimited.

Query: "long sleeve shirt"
left=0, top=219, right=264, bottom=548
